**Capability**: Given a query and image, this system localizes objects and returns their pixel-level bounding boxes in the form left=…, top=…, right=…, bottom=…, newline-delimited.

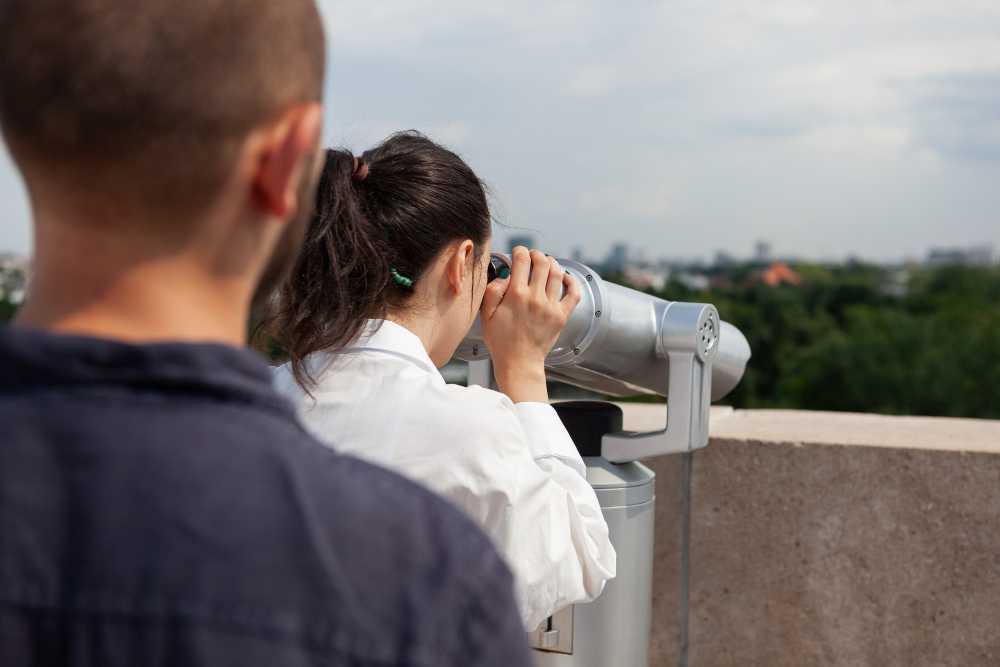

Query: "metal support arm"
left=601, top=302, right=719, bottom=463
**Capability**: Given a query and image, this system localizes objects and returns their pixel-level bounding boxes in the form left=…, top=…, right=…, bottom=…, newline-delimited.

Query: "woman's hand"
left=480, top=247, right=582, bottom=403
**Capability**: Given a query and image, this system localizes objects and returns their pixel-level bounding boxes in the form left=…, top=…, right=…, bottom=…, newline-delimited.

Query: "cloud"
left=903, top=71, right=1000, bottom=162
left=565, top=66, right=618, bottom=98
left=1, top=0, right=999, bottom=260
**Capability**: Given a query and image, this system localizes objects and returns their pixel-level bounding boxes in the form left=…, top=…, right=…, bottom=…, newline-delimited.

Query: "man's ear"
left=251, top=102, right=323, bottom=220
left=444, top=239, right=476, bottom=294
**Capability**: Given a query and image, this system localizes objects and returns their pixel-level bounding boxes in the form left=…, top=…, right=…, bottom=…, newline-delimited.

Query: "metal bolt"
left=540, top=629, right=560, bottom=649
left=472, top=345, right=480, bottom=356
left=573, top=347, right=581, bottom=355
left=595, top=310, right=602, bottom=318
left=586, top=274, right=593, bottom=282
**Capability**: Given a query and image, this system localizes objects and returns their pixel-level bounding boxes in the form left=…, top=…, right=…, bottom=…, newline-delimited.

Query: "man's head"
left=0, top=0, right=326, bottom=310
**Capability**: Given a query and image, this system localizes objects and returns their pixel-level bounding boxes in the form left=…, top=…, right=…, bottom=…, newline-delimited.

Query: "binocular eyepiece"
left=486, top=254, right=512, bottom=283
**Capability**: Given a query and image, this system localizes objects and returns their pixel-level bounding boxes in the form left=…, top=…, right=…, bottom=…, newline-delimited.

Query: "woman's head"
left=264, top=131, right=492, bottom=388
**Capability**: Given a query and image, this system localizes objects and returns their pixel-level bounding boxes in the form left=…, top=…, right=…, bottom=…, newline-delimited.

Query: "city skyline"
left=2, top=0, right=1000, bottom=261
left=495, top=234, right=995, bottom=269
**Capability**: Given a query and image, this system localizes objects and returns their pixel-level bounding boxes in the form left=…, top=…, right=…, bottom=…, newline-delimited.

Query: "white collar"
left=343, top=319, right=440, bottom=375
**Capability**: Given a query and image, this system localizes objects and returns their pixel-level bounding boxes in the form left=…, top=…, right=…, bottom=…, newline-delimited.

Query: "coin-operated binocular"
left=454, top=254, right=751, bottom=666
left=456, top=254, right=750, bottom=461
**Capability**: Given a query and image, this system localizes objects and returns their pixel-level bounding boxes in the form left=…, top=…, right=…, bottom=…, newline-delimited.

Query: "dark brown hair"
left=0, top=0, right=325, bottom=217
left=262, top=131, right=491, bottom=389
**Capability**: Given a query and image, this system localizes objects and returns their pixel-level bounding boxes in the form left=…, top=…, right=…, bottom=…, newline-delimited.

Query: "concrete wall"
left=623, top=407, right=1000, bottom=667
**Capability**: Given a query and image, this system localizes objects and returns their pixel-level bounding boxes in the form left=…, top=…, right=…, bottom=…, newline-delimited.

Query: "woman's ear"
left=444, top=239, right=476, bottom=294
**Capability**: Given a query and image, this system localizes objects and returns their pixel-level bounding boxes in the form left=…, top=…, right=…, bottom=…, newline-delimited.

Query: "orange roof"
left=760, top=262, right=802, bottom=287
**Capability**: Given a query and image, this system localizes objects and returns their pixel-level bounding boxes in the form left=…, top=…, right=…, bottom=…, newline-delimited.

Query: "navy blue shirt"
left=0, top=327, right=532, bottom=666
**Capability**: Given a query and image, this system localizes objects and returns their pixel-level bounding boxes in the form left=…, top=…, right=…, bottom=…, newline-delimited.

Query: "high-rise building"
left=754, top=241, right=772, bottom=263
left=927, top=244, right=993, bottom=267
left=714, top=251, right=736, bottom=268
left=605, top=243, right=628, bottom=273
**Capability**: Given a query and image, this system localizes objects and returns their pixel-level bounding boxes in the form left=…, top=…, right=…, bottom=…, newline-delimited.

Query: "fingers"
left=498, top=247, right=573, bottom=315
left=560, top=271, right=582, bottom=318
left=529, top=250, right=551, bottom=297
left=480, top=278, right=510, bottom=321
left=509, top=246, right=531, bottom=289
left=545, top=257, right=564, bottom=302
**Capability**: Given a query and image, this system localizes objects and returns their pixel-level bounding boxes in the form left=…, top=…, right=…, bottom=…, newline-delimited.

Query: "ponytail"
left=262, top=149, right=391, bottom=389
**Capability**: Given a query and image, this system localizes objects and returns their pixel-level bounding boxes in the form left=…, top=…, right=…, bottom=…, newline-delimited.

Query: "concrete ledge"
left=623, top=406, right=1000, bottom=667
left=624, top=405, right=1000, bottom=453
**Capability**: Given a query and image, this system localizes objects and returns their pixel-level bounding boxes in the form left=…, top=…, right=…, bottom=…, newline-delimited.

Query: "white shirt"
left=273, top=320, right=616, bottom=630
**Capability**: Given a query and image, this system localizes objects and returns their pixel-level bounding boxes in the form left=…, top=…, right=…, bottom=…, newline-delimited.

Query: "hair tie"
left=390, top=267, right=414, bottom=289
left=352, top=156, right=369, bottom=181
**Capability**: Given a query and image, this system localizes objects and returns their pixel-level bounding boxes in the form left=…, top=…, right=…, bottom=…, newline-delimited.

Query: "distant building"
left=605, top=243, right=628, bottom=273
left=0, top=253, right=29, bottom=305
left=676, top=272, right=710, bottom=291
left=926, top=245, right=993, bottom=267
left=755, top=262, right=802, bottom=287
left=754, top=240, right=773, bottom=264
left=714, top=251, right=736, bottom=268
left=880, top=268, right=911, bottom=298
left=0, top=253, right=27, bottom=270
left=508, top=235, right=536, bottom=253
left=623, top=266, right=670, bottom=291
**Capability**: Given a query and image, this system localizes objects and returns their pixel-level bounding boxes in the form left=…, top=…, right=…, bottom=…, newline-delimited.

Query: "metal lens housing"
left=458, top=257, right=750, bottom=401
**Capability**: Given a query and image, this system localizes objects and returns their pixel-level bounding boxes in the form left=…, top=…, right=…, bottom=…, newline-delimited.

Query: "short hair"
left=0, top=0, right=325, bottom=217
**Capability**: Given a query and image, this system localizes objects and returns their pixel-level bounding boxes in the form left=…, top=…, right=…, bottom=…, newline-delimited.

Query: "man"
left=0, top=1, right=532, bottom=665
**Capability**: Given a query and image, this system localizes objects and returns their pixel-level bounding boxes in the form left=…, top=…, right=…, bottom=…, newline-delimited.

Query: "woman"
left=266, top=132, right=615, bottom=630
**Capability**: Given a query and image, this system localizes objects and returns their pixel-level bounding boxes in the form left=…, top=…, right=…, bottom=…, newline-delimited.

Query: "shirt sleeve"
left=512, top=402, right=586, bottom=477
left=460, top=391, right=617, bottom=630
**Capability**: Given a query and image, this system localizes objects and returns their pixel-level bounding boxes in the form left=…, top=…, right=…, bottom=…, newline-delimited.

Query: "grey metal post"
left=531, top=457, right=656, bottom=667
left=467, top=358, right=494, bottom=390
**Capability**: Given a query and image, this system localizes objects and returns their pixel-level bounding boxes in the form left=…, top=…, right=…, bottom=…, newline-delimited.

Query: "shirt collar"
left=345, top=319, right=440, bottom=376
left=0, top=325, right=293, bottom=415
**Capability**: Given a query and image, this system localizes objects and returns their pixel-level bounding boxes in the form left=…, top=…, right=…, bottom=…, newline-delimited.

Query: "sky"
left=2, top=0, right=999, bottom=263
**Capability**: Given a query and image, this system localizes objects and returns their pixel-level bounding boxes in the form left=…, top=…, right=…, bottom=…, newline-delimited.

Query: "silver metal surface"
left=466, top=358, right=494, bottom=390
left=712, top=320, right=752, bottom=401
left=455, top=257, right=751, bottom=401
left=602, top=301, right=718, bottom=462
left=529, top=606, right=574, bottom=654
left=533, top=459, right=656, bottom=667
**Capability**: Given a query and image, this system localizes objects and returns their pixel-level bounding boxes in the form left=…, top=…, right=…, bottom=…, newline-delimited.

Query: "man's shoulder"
left=213, top=429, right=528, bottom=664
